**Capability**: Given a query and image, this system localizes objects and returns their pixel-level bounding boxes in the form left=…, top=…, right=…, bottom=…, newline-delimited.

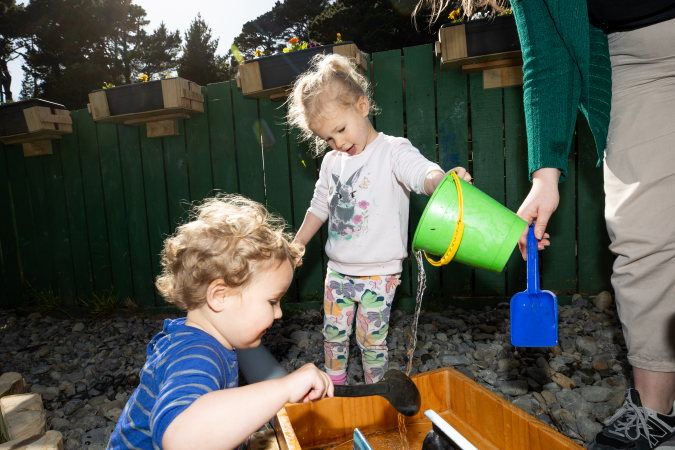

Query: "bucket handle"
left=424, top=171, right=465, bottom=267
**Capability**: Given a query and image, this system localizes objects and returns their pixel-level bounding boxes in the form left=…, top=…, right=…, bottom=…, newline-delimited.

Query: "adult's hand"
left=516, top=168, right=561, bottom=259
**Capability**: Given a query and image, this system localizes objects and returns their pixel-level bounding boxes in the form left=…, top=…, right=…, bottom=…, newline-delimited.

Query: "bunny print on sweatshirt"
left=328, top=165, right=370, bottom=241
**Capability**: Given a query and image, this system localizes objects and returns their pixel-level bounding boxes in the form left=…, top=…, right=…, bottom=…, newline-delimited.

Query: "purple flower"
left=358, top=200, right=370, bottom=210
left=353, top=214, right=363, bottom=224
left=343, top=227, right=352, bottom=235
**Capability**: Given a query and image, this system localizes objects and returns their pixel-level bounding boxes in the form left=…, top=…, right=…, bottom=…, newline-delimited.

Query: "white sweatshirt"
left=308, top=132, right=443, bottom=276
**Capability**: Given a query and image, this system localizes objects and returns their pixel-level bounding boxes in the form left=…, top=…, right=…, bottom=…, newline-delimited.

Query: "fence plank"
left=76, top=111, right=112, bottom=294
left=372, top=49, right=411, bottom=296
left=139, top=128, right=171, bottom=306
left=96, top=123, right=133, bottom=301
left=232, top=86, right=265, bottom=204
left=260, top=100, right=293, bottom=220
left=207, top=81, right=238, bottom=194
left=163, top=121, right=191, bottom=232
left=577, top=114, right=613, bottom=294
left=118, top=125, right=155, bottom=307
left=469, top=73, right=506, bottom=296
left=59, top=110, right=94, bottom=300
left=0, top=144, right=23, bottom=307
left=186, top=87, right=214, bottom=201
left=437, top=67, right=472, bottom=297
left=5, top=145, right=40, bottom=294
left=42, top=140, right=76, bottom=304
left=23, top=155, right=52, bottom=290
left=289, top=130, right=324, bottom=300
left=540, top=127, right=577, bottom=297
left=404, top=44, right=442, bottom=296
left=504, top=87, right=529, bottom=296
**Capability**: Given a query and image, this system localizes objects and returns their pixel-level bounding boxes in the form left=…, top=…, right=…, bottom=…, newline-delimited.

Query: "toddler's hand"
left=283, top=364, right=333, bottom=404
left=449, top=167, right=472, bottom=183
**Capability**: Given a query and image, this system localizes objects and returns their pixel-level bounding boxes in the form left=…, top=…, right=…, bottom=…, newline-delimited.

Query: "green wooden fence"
left=0, top=43, right=614, bottom=310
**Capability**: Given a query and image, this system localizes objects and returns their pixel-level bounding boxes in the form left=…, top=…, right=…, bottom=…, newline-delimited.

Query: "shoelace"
left=604, top=396, right=651, bottom=443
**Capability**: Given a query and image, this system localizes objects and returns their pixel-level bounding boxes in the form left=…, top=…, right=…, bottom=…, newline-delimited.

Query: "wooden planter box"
left=275, top=367, right=584, bottom=450
left=87, top=77, right=204, bottom=138
left=0, top=99, right=73, bottom=157
left=238, top=42, right=368, bottom=100
left=438, top=16, right=524, bottom=90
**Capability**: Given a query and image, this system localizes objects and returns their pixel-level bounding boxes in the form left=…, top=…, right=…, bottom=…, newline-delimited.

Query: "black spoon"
left=333, top=369, right=422, bottom=417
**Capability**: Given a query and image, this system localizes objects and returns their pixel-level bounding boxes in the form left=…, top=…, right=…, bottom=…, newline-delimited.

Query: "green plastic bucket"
left=412, top=172, right=527, bottom=273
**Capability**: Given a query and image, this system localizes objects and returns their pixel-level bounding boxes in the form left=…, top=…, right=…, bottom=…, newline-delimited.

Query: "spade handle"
left=527, top=223, right=541, bottom=293
left=334, top=382, right=390, bottom=398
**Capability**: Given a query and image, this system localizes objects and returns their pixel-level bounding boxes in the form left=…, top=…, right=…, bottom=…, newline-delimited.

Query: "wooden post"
left=483, top=65, right=524, bottom=90
left=88, top=91, right=110, bottom=121
left=440, top=25, right=468, bottom=66
left=147, top=119, right=180, bottom=138
left=0, top=394, right=47, bottom=442
left=0, top=430, right=63, bottom=450
left=0, top=373, right=24, bottom=399
left=22, top=141, right=53, bottom=157
left=239, top=62, right=263, bottom=96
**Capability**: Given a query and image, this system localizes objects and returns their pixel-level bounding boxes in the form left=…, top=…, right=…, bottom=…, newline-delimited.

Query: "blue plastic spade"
left=510, top=223, right=558, bottom=347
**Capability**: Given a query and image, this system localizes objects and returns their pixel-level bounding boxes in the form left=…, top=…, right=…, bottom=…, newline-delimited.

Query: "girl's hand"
left=516, top=168, right=560, bottom=259
left=283, top=364, right=334, bottom=404
left=449, top=167, right=472, bottom=183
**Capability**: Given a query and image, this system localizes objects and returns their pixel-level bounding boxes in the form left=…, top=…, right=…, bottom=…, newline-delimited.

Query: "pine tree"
left=0, top=0, right=28, bottom=102
left=178, top=14, right=227, bottom=86
left=19, top=68, right=37, bottom=100
left=140, top=22, right=182, bottom=79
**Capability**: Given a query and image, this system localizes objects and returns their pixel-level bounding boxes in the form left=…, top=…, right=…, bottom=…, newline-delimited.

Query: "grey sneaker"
left=589, top=389, right=675, bottom=450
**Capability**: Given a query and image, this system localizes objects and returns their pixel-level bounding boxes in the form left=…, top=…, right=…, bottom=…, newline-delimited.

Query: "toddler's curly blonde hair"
left=155, top=195, right=304, bottom=310
left=287, top=53, right=378, bottom=157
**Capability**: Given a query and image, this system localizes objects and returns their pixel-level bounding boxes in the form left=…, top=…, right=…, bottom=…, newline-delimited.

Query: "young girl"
left=288, top=54, right=472, bottom=385
left=108, top=195, right=333, bottom=450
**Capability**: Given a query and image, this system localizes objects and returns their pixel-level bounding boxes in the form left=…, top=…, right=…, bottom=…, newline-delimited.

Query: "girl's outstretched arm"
left=163, top=364, right=333, bottom=450
left=293, top=212, right=324, bottom=265
left=424, top=167, right=472, bottom=195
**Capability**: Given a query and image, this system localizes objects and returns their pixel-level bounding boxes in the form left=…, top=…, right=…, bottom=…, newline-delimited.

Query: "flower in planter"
left=289, top=37, right=299, bottom=44
left=139, top=74, right=149, bottom=82
left=449, top=8, right=462, bottom=22
left=335, top=32, right=343, bottom=44
left=254, top=49, right=264, bottom=57
left=102, top=82, right=115, bottom=89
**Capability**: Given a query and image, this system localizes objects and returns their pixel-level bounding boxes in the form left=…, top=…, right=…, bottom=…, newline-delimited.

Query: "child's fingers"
left=450, top=167, right=472, bottom=183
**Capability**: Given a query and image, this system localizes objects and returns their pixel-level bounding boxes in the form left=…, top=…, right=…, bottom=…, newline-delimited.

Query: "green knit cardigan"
left=512, top=0, right=612, bottom=181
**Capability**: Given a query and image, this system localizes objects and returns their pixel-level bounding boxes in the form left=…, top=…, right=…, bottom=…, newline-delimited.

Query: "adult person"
left=414, top=1, right=675, bottom=448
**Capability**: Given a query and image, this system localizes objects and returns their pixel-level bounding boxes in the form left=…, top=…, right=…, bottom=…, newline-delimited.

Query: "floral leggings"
left=323, top=269, right=400, bottom=384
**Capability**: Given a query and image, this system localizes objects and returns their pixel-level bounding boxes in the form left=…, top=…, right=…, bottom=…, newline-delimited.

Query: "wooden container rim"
left=241, top=41, right=357, bottom=64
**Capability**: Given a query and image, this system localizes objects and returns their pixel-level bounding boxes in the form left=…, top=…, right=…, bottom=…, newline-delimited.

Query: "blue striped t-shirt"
left=108, top=318, right=238, bottom=450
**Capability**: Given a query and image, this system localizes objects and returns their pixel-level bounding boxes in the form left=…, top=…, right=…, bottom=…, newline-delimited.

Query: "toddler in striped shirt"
left=108, top=195, right=334, bottom=450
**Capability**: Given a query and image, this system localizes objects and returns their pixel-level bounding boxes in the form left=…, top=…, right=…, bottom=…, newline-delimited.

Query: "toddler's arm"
left=295, top=211, right=324, bottom=248
left=162, top=364, right=333, bottom=450
left=424, top=167, right=472, bottom=195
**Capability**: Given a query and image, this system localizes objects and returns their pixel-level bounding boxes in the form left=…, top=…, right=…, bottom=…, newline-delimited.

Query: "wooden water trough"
left=87, top=77, right=204, bottom=138
left=437, top=15, right=524, bottom=90
left=0, top=99, right=73, bottom=157
left=274, top=367, right=584, bottom=450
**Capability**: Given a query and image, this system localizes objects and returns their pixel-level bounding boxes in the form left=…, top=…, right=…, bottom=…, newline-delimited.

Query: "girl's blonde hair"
left=412, top=0, right=506, bottom=24
left=287, top=53, right=378, bottom=157
left=156, top=194, right=304, bottom=310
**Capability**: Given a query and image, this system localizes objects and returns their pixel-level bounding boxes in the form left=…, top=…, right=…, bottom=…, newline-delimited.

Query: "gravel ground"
left=0, top=291, right=631, bottom=449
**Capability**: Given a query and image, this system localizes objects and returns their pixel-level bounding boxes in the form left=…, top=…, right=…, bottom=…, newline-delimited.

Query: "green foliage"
left=0, top=0, right=29, bottom=102
left=19, top=69, right=37, bottom=100
left=79, top=287, right=119, bottom=317
left=178, top=14, right=231, bottom=86
left=29, top=284, right=65, bottom=314
left=308, top=0, right=461, bottom=54
left=140, top=22, right=182, bottom=79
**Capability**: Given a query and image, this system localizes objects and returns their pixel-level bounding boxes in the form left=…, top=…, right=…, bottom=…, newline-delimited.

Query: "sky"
left=8, top=0, right=280, bottom=99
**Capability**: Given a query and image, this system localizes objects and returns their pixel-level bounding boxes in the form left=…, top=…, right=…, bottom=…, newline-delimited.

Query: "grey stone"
left=51, top=371, right=63, bottom=381
left=31, top=384, right=47, bottom=395
left=580, top=386, right=616, bottom=403
left=542, top=382, right=561, bottom=393
left=440, top=355, right=471, bottom=366
left=512, top=396, right=533, bottom=414
left=594, top=291, right=613, bottom=310
left=71, top=406, right=97, bottom=421
left=577, top=416, right=603, bottom=442
left=43, top=386, right=61, bottom=401
left=527, top=367, right=550, bottom=386
left=81, top=426, right=108, bottom=449
left=560, top=339, right=576, bottom=354
left=497, top=358, right=520, bottom=371
left=71, top=415, right=108, bottom=431
left=289, top=331, right=309, bottom=342
left=65, top=399, right=86, bottom=416
left=31, top=364, right=51, bottom=375
left=500, top=380, right=529, bottom=396
left=97, top=400, right=123, bottom=417
left=104, top=407, right=122, bottom=423
left=560, top=409, right=578, bottom=433
left=478, top=370, right=497, bottom=386
left=591, top=402, right=619, bottom=421
left=555, top=389, right=591, bottom=413
left=72, top=323, right=85, bottom=333
left=51, top=417, right=70, bottom=431
left=575, top=337, right=599, bottom=357
left=68, top=372, right=85, bottom=383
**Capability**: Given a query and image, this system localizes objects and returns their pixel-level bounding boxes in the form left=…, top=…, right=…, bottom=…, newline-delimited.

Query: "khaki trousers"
left=604, top=18, right=675, bottom=372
